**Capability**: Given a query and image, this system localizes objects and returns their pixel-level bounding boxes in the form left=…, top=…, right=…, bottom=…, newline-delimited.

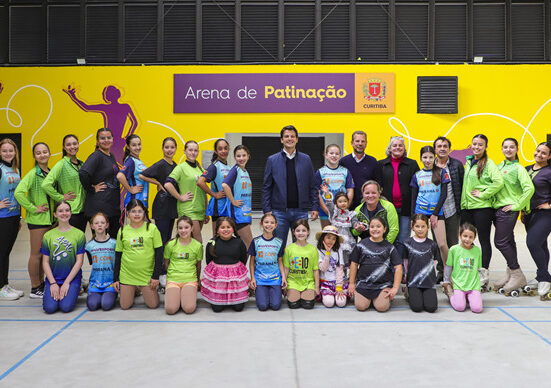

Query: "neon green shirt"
left=493, top=160, right=534, bottom=211
left=168, top=162, right=206, bottom=220
left=116, top=223, right=163, bottom=286
left=461, top=157, right=504, bottom=210
left=42, top=156, right=86, bottom=214
left=14, top=165, right=54, bottom=226
left=446, top=244, right=482, bottom=291
left=164, top=238, right=203, bottom=283
left=283, top=243, right=319, bottom=292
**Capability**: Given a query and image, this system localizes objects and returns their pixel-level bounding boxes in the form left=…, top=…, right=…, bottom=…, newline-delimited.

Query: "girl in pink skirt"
left=201, top=217, right=249, bottom=312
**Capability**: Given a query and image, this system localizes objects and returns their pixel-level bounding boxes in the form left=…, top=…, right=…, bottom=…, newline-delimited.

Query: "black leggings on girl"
left=526, top=210, right=551, bottom=282
left=0, top=216, right=19, bottom=288
left=407, top=287, right=437, bottom=313
left=462, top=208, right=494, bottom=269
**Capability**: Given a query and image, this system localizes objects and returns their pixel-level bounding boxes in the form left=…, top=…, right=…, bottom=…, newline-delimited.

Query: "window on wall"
left=2, top=0, right=550, bottom=64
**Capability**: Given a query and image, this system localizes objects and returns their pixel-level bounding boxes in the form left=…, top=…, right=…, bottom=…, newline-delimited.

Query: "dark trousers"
left=155, top=218, right=175, bottom=245
left=0, top=216, right=20, bottom=287
left=494, top=209, right=520, bottom=270
left=462, top=208, right=494, bottom=269
left=70, top=212, right=88, bottom=233
left=526, top=210, right=551, bottom=282
left=255, top=285, right=282, bottom=311
left=408, top=287, right=437, bottom=313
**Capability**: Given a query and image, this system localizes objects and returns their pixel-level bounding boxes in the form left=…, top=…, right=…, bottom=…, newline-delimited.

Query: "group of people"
left=0, top=125, right=550, bottom=315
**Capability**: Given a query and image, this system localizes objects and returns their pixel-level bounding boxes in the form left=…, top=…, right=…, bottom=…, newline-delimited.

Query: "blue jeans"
left=272, top=209, right=308, bottom=247
left=87, top=291, right=117, bottom=311
left=43, top=277, right=81, bottom=314
left=395, top=208, right=411, bottom=257
left=255, top=285, right=282, bottom=311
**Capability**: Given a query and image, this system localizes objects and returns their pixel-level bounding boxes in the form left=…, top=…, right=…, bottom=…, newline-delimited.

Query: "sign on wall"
left=173, top=73, right=395, bottom=114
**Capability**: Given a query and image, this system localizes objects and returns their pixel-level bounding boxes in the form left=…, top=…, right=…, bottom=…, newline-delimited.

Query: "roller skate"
left=500, top=268, right=531, bottom=297
left=159, top=274, right=167, bottom=294
left=479, top=268, right=491, bottom=292
left=493, top=268, right=511, bottom=292
left=538, top=281, right=551, bottom=301
left=80, top=279, right=89, bottom=295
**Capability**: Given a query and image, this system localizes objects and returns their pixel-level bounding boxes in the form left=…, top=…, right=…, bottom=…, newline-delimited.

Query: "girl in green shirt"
left=42, top=134, right=86, bottom=232
left=15, top=142, right=54, bottom=298
left=114, top=199, right=163, bottom=310
left=283, top=219, right=320, bottom=309
left=165, top=140, right=208, bottom=243
left=164, top=215, right=203, bottom=315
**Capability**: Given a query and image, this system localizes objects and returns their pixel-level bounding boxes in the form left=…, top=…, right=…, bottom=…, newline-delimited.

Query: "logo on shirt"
left=459, top=257, right=475, bottom=269
left=52, top=236, right=73, bottom=262
left=177, top=252, right=190, bottom=259
left=290, top=256, right=309, bottom=273
left=130, top=237, right=144, bottom=248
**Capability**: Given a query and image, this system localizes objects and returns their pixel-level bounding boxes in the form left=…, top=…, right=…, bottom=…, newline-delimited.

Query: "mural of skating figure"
left=63, top=85, right=138, bottom=165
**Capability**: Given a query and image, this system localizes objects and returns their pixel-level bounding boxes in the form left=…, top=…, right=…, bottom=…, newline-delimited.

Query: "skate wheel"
left=523, top=286, right=532, bottom=293
left=498, top=288, right=505, bottom=295
left=547, top=293, right=551, bottom=300
left=511, top=290, right=520, bottom=297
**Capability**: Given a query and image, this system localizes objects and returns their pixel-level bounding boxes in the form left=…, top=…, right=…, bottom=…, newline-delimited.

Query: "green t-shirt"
left=283, top=243, right=319, bottom=292
left=446, top=244, right=482, bottom=291
left=164, top=238, right=203, bottom=283
left=116, top=223, right=163, bottom=286
left=40, top=227, right=86, bottom=282
left=168, top=162, right=206, bottom=220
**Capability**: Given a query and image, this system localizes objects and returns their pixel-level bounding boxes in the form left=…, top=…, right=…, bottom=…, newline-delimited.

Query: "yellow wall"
left=1, top=64, right=550, bottom=174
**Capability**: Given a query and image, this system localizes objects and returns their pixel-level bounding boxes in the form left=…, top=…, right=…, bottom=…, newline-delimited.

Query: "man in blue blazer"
left=262, top=125, right=319, bottom=246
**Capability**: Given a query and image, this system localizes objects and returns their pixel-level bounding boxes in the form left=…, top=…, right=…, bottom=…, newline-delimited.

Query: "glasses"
left=129, top=209, right=145, bottom=215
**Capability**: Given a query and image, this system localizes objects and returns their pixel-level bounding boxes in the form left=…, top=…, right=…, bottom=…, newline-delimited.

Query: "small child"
left=320, top=186, right=359, bottom=266
left=403, top=214, right=439, bottom=313
left=85, top=212, right=117, bottom=311
left=316, top=225, right=347, bottom=308
left=201, top=217, right=249, bottom=312
left=283, top=219, right=320, bottom=309
left=41, top=201, right=86, bottom=314
left=249, top=213, right=286, bottom=311
left=164, top=215, right=203, bottom=315
left=443, top=223, right=483, bottom=313
left=348, top=216, right=403, bottom=312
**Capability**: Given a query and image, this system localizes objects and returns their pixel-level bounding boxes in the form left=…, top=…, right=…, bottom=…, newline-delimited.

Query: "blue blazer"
left=262, top=150, right=319, bottom=213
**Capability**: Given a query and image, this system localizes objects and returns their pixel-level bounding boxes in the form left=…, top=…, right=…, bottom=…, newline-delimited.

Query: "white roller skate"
left=501, top=268, right=530, bottom=297
left=493, top=268, right=511, bottom=292
left=479, top=268, right=491, bottom=292
left=159, top=274, right=167, bottom=294
left=538, top=281, right=551, bottom=301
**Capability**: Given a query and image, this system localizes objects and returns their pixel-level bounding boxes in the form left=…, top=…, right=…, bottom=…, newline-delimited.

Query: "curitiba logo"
left=363, top=79, right=386, bottom=101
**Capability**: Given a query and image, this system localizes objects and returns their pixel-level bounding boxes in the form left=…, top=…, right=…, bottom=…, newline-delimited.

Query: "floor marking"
left=497, top=307, right=551, bottom=346
left=0, top=309, right=88, bottom=381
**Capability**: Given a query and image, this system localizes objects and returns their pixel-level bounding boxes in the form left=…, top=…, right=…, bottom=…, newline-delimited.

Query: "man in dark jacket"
left=262, top=125, right=319, bottom=246
left=434, top=136, right=464, bottom=249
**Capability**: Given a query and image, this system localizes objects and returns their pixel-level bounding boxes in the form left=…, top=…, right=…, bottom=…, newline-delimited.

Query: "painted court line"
left=497, top=307, right=551, bottom=346
left=0, top=309, right=88, bottom=382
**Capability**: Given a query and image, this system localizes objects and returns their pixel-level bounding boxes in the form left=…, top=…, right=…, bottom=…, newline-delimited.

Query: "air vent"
left=417, top=76, right=458, bottom=114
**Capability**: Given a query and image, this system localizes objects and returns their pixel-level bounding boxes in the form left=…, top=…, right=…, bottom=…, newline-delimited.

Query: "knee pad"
left=211, top=304, right=225, bottom=313
left=231, top=303, right=245, bottom=312
left=287, top=300, right=301, bottom=309
left=301, top=299, right=315, bottom=309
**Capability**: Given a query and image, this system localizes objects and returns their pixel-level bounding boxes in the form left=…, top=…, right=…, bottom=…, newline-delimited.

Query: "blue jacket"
left=262, top=150, right=319, bottom=213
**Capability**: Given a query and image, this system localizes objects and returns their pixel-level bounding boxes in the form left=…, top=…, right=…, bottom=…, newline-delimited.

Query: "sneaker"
left=30, top=287, right=44, bottom=299
left=6, top=284, right=24, bottom=297
left=0, top=285, right=20, bottom=300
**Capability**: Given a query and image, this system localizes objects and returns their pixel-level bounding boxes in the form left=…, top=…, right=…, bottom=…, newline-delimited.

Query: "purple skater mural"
left=63, top=85, right=138, bottom=165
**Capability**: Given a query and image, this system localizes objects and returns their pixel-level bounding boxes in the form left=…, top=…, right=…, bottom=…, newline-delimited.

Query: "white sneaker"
left=6, top=284, right=24, bottom=297
left=0, top=285, right=20, bottom=301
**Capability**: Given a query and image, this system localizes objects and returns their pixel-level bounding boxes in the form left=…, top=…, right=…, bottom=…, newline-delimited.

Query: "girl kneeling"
left=201, top=217, right=249, bottom=312
left=114, top=199, right=163, bottom=310
left=443, top=223, right=483, bottom=313
left=316, top=225, right=347, bottom=308
left=164, top=216, right=203, bottom=314
left=41, top=201, right=86, bottom=313
left=349, top=216, right=402, bottom=312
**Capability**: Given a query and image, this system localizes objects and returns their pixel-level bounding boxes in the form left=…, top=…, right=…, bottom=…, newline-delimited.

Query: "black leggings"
left=0, top=216, right=19, bottom=287
left=408, top=287, right=437, bottom=313
left=155, top=218, right=175, bottom=245
left=462, top=208, right=494, bottom=269
left=70, top=212, right=88, bottom=233
left=526, top=210, right=551, bottom=282
left=494, top=209, right=520, bottom=270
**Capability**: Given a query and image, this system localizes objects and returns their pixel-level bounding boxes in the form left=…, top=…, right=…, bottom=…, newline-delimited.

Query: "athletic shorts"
left=166, top=281, right=198, bottom=289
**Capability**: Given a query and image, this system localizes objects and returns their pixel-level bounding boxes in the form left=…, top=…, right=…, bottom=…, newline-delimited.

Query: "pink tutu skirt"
left=201, top=262, right=250, bottom=305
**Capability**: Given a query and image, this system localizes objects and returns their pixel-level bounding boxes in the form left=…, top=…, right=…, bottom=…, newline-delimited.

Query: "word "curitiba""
left=265, top=85, right=347, bottom=102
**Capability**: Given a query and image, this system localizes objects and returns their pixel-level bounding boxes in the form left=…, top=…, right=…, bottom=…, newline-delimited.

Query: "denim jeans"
left=395, top=208, right=411, bottom=257
left=272, top=209, right=309, bottom=247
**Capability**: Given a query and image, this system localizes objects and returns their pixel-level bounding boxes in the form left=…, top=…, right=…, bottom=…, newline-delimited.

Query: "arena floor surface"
left=1, top=220, right=551, bottom=387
